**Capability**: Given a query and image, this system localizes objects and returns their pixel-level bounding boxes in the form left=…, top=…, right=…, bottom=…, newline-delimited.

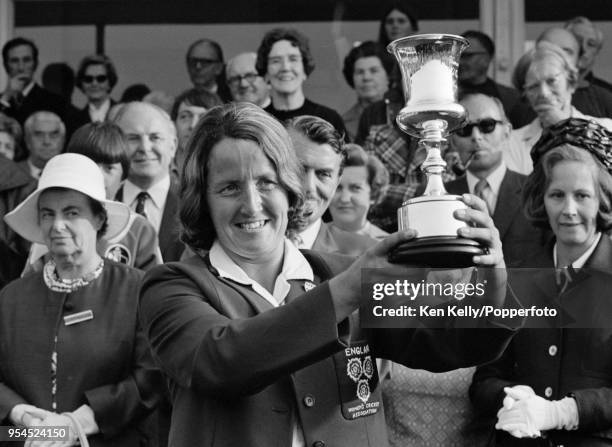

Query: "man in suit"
left=185, top=38, right=229, bottom=102
left=287, top=115, right=376, bottom=256
left=447, top=93, right=547, bottom=267
left=113, top=101, right=184, bottom=262
left=20, top=111, right=65, bottom=179
left=0, top=37, right=76, bottom=133
left=225, top=52, right=270, bottom=108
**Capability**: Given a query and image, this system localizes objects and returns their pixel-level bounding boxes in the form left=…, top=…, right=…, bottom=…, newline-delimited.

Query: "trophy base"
left=388, top=236, right=487, bottom=268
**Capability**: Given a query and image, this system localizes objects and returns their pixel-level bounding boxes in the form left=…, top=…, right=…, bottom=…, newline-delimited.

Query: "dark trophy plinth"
left=386, top=34, right=487, bottom=267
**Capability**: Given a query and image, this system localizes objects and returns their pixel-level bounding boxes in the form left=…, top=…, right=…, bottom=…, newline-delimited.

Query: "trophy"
left=386, top=34, right=487, bottom=267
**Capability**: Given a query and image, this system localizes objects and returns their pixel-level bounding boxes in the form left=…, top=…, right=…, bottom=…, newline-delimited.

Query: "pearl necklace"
left=43, top=259, right=105, bottom=293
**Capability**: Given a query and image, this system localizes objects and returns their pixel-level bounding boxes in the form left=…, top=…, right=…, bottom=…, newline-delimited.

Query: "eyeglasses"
left=227, top=72, right=259, bottom=88
left=455, top=118, right=504, bottom=137
left=83, top=75, right=108, bottom=84
left=523, top=72, right=565, bottom=96
left=188, top=57, right=221, bottom=68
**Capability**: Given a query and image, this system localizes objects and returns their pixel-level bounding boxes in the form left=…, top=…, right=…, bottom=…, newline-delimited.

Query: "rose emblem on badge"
left=347, top=358, right=362, bottom=382
left=357, top=379, right=371, bottom=403
left=362, top=356, right=374, bottom=379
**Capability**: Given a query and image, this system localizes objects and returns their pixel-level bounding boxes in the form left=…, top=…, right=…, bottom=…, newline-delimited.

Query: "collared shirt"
left=466, top=161, right=507, bottom=212
left=122, top=176, right=170, bottom=233
left=296, top=218, right=322, bottom=250
left=27, top=159, right=42, bottom=179
left=88, top=99, right=111, bottom=123
left=553, top=232, right=602, bottom=269
left=0, top=81, right=35, bottom=108
left=209, top=238, right=314, bottom=447
left=507, top=108, right=612, bottom=175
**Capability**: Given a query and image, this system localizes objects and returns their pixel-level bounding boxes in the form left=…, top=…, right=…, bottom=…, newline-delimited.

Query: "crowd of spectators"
left=2, top=3, right=612, bottom=446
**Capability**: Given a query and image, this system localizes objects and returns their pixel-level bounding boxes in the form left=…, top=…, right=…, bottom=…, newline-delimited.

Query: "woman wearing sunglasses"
left=75, top=55, right=118, bottom=126
left=505, top=42, right=612, bottom=175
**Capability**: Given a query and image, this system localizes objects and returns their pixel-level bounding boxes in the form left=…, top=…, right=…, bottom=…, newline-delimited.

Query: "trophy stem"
left=420, top=119, right=448, bottom=197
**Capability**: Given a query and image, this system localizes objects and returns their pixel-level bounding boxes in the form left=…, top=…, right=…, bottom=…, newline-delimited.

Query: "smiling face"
left=82, top=63, right=111, bottom=103
left=38, top=189, right=103, bottom=260
left=116, top=103, right=177, bottom=187
left=353, top=56, right=388, bottom=103
left=265, top=40, right=307, bottom=96
left=290, top=130, right=343, bottom=230
left=329, top=165, right=371, bottom=232
left=544, top=160, right=599, bottom=253
left=206, top=138, right=289, bottom=265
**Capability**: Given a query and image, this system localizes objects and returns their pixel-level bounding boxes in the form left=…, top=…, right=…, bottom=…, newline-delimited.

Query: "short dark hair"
left=286, top=115, right=347, bottom=170
left=170, top=88, right=223, bottom=121
left=342, top=41, right=393, bottom=88
left=66, top=122, right=130, bottom=180
left=461, top=30, right=495, bottom=56
left=0, top=113, right=24, bottom=160
left=2, top=37, right=38, bottom=73
left=377, top=1, right=419, bottom=47
left=344, top=143, right=389, bottom=203
left=180, top=102, right=304, bottom=252
left=75, top=54, right=118, bottom=90
left=523, top=144, right=612, bottom=232
left=186, top=38, right=224, bottom=63
left=256, top=28, right=316, bottom=77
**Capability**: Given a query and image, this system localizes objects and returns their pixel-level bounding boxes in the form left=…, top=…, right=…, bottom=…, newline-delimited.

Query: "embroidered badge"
left=333, top=342, right=381, bottom=420
left=104, top=243, right=132, bottom=265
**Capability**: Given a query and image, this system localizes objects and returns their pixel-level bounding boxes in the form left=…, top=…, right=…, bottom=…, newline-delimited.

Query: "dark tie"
left=555, top=265, right=575, bottom=293
left=474, top=179, right=494, bottom=215
left=135, top=191, right=150, bottom=219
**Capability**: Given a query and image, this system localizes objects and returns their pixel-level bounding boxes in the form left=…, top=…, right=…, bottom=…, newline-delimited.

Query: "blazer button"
left=303, top=395, right=315, bottom=407
left=312, top=441, right=325, bottom=447
left=544, top=386, right=553, bottom=398
left=64, top=302, right=74, bottom=311
left=548, top=345, right=558, bottom=356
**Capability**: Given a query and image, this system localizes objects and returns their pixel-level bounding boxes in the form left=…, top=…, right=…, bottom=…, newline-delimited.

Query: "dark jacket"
left=470, top=235, right=612, bottom=447
left=0, top=156, right=36, bottom=288
left=139, top=249, right=521, bottom=447
left=445, top=169, right=549, bottom=267
left=0, top=261, right=163, bottom=446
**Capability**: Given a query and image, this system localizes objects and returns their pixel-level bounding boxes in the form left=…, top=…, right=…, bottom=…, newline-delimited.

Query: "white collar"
left=22, top=81, right=35, bottom=97
left=297, top=218, right=322, bottom=249
left=553, top=232, right=602, bottom=269
left=123, top=176, right=170, bottom=209
left=209, top=239, right=314, bottom=307
left=88, top=99, right=111, bottom=121
left=466, top=161, right=507, bottom=197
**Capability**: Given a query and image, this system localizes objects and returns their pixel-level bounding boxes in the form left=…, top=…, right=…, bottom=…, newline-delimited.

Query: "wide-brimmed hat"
left=4, top=153, right=131, bottom=244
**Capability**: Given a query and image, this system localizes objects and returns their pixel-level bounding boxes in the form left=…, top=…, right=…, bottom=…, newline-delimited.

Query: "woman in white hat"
left=0, top=153, right=161, bottom=446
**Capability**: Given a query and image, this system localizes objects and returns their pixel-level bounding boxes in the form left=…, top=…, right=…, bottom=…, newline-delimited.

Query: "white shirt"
left=296, top=219, right=322, bottom=249
left=209, top=238, right=314, bottom=447
left=122, top=176, right=170, bottom=233
left=26, top=159, right=42, bottom=179
left=88, top=99, right=111, bottom=122
left=466, top=161, right=507, bottom=212
left=506, top=108, right=612, bottom=175
left=553, top=232, right=602, bottom=269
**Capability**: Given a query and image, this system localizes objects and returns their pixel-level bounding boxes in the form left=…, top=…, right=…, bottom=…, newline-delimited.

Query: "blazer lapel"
left=159, top=180, right=180, bottom=257
left=493, top=170, right=522, bottom=240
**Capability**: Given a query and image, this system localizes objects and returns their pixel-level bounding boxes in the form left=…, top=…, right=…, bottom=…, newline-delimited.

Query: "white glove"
left=496, top=386, right=578, bottom=438
left=8, top=404, right=51, bottom=427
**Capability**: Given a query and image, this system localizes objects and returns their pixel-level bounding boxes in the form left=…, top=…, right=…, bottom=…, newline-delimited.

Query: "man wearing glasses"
left=185, top=38, right=230, bottom=102
left=447, top=93, right=547, bottom=267
left=225, top=52, right=270, bottom=108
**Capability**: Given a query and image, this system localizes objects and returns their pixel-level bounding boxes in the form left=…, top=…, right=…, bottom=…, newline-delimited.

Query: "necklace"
left=43, top=258, right=105, bottom=293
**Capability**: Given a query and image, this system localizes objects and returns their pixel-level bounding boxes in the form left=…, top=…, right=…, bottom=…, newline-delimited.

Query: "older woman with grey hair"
left=505, top=42, right=612, bottom=175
